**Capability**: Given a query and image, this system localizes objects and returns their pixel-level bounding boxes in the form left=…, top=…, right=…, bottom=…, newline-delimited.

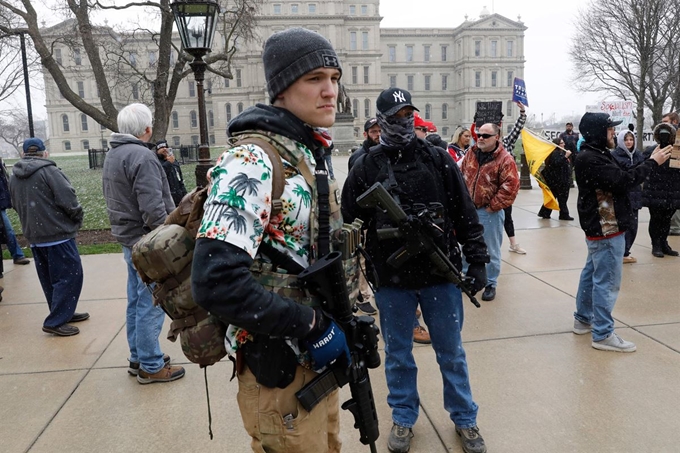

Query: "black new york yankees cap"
left=263, top=27, right=342, bottom=103
left=376, top=87, right=419, bottom=116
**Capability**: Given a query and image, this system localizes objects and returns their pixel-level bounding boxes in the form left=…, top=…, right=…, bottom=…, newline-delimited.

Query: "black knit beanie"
left=263, top=27, right=342, bottom=103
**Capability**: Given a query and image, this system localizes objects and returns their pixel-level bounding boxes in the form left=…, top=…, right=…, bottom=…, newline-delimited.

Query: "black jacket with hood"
left=641, top=123, right=680, bottom=210
left=574, top=113, right=658, bottom=238
left=611, top=129, right=645, bottom=210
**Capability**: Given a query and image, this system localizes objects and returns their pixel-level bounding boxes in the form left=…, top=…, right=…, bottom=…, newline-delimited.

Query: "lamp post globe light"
left=170, top=0, right=219, bottom=188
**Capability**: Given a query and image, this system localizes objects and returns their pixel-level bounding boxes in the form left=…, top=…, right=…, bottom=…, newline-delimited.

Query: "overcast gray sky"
left=380, top=0, right=602, bottom=123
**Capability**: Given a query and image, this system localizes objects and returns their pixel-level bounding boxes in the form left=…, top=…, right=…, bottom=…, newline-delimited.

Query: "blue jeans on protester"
left=574, top=234, right=625, bottom=342
left=123, top=246, right=166, bottom=374
left=375, top=283, right=479, bottom=429
left=1, top=209, right=27, bottom=260
left=31, top=239, right=83, bottom=328
left=463, top=208, right=504, bottom=288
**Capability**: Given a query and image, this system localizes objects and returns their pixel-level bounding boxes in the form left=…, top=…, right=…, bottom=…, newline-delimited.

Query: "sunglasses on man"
left=478, top=133, right=496, bottom=139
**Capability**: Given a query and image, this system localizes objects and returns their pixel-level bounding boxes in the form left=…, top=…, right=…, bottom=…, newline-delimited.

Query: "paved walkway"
left=2, top=156, right=680, bottom=453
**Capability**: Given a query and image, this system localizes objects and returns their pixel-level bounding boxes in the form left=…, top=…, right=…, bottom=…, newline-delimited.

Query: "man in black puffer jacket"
left=573, top=112, right=670, bottom=353
left=348, top=117, right=381, bottom=170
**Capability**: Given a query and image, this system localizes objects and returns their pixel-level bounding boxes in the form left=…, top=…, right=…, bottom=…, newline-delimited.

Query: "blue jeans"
left=1, top=209, right=26, bottom=260
left=574, top=234, right=625, bottom=341
left=464, top=208, right=504, bottom=288
left=122, top=246, right=166, bottom=374
left=375, top=284, right=478, bottom=429
left=31, top=239, right=83, bottom=328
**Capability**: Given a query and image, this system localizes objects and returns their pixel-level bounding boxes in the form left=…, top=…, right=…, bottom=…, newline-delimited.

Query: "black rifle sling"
left=314, top=149, right=331, bottom=258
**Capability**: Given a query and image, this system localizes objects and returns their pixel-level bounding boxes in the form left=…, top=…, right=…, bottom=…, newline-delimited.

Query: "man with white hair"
left=102, top=103, right=185, bottom=384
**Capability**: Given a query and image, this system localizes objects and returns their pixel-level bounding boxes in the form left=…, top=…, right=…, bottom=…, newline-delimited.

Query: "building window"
left=507, top=70, right=514, bottom=87
left=389, top=75, right=397, bottom=88
left=191, top=135, right=199, bottom=145
left=224, top=77, right=230, bottom=88
left=441, top=46, right=447, bottom=62
left=64, top=141, right=71, bottom=151
left=362, top=31, right=368, bottom=50
left=308, top=3, right=316, bottom=13
left=349, top=5, right=355, bottom=15
left=474, top=40, right=481, bottom=57
left=209, top=134, right=215, bottom=145
left=132, top=82, right=139, bottom=100
left=188, top=81, right=195, bottom=97
left=129, top=52, right=137, bottom=67
left=424, top=75, right=431, bottom=91
left=442, top=74, right=448, bottom=90
left=172, top=136, right=180, bottom=147
left=190, top=111, right=198, bottom=128
left=208, top=110, right=214, bottom=127
left=406, top=45, right=413, bottom=62
left=425, top=104, right=431, bottom=120
left=475, top=71, right=481, bottom=87
left=81, top=114, right=88, bottom=131
left=101, top=139, right=108, bottom=149
left=407, top=75, right=414, bottom=91
left=491, top=40, right=497, bottom=57
left=55, top=48, right=62, bottom=65
left=364, top=99, right=370, bottom=118
left=291, top=4, right=298, bottom=13
left=442, top=104, right=448, bottom=120
left=507, top=40, right=514, bottom=57
left=361, top=4, right=367, bottom=15
left=226, top=103, right=232, bottom=122
left=351, top=66, right=358, bottom=84
left=100, top=122, right=106, bottom=131
left=363, top=66, right=369, bottom=84
left=507, top=100, right=514, bottom=117
left=354, top=127, right=359, bottom=138
left=74, top=48, right=81, bottom=65
left=273, top=4, right=281, bottom=14
left=491, top=71, right=497, bottom=87
left=442, top=127, right=449, bottom=137
left=424, top=45, right=430, bottom=62
left=77, top=81, right=85, bottom=98
left=82, top=140, right=90, bottom=150
left=388, top=46, right=396, bottom=62
left=350, top=32, right=357, bottom=50
left=237, top=102, right=244, bottom=114
left=236, top=69, right=242, bottom=87
left=206, top=79, right=213, bottom=94
left=62, top=114, right=69, bottom=132
left=148, top=51, right=157, bottom=67
left=352, top=99, right=358, bottom=118
left=172, top=111, right=179, bottom=128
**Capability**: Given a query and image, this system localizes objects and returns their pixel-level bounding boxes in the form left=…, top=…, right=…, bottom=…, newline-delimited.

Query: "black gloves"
left=466, top=263, right=487, bottom=295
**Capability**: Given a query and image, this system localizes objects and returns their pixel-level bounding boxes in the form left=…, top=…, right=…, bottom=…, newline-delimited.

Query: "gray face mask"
left=377, top=111, right=415, bottom=149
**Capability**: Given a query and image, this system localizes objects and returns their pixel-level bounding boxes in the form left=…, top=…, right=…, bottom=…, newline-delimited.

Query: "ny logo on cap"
left=322, top=54, right=340, bottom=68
left=393, top=90, right=406, bottom=103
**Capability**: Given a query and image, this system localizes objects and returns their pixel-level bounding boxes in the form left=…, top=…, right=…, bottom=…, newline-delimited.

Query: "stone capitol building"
left=41, top=0, right=526, bottom=153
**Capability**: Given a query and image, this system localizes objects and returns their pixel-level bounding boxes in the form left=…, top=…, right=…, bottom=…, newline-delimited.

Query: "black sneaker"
left=356, top=301, right=377, bottom=315
left=456, top=426, right=487, bottom=453
left=388, top=424, right=413, bottom=453
left=481, top=286, right=496, bottom=301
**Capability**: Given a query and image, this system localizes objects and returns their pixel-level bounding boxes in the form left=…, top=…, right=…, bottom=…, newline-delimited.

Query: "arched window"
left=190, top=110, right=198, bottom=128
left=208, top=110, right=214, bottom=127
left=81, top=114, right=88, bottom=131
left=442, top=104, right=448, bottom=120
left=506, top=100, right=513, bottom=117
left=64, top=141, right=71, bottom=151
left=425, top=104, right=432, bottom=120
left=226, top=103, right=232, bottom=122
left=352, top=99, right=358, bottom=118
left=171, top=111, right=179, bottom=129
left=237, top=102, right=244, bottom=114
left=62, top=114, right=70, bottom=132
left=364, top=99, right=370, bottom=118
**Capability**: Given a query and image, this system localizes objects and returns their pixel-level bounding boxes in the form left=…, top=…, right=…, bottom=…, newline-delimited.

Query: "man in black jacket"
left=155, top=140, right=187, bottom=206
left=573, top=113, right=670, bottom=353
left=342, top=87, right=489, bottom=453
left=348, top=117, right=381, bottom=170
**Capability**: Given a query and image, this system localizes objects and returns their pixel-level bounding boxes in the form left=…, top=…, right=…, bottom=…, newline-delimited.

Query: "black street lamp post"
left=170, top=0, right=219, bottom=188
left=1, top=31, right=34, bottom=138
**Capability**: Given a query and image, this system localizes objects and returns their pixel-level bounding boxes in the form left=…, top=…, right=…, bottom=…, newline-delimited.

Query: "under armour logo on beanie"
left=263, top=27, right=342, bottom=102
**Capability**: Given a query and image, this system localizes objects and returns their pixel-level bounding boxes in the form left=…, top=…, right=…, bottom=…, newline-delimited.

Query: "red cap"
left=414, top=113, right=428, bottom=128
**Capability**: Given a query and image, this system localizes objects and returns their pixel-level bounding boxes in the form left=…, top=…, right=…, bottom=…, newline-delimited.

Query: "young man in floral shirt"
left=192, top=28, right=350, bottom=453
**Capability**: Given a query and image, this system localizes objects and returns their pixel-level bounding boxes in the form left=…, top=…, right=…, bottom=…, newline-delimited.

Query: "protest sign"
left=512, top=77, right=528, bottom=106
left=598, top=100, right=635, bottom=129
left=475, top=101, right=503, bottom=127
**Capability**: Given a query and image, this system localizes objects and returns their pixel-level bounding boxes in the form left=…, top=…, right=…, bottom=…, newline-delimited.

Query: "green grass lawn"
left=3, top=148, right=224, bottom=257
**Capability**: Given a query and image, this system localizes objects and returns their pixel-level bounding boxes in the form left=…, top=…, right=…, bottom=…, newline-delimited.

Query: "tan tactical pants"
left=237, top=364, right=341, bottom=453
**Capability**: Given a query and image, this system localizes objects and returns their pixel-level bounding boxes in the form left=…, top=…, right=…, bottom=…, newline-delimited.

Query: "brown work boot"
left=137, top=363, right=186, bottom=384
left=413, top=326, right=431, bottom=344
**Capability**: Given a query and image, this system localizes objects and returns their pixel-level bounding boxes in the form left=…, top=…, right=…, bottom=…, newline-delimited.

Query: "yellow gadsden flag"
left=521, top=129, right=559, bottom=210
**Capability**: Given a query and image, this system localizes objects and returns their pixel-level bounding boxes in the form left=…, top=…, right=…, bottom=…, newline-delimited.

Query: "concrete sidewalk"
left=2, top=156, right=680, bottom=453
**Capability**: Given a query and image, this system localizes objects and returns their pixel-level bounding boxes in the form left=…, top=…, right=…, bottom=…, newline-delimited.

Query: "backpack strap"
left=233, top=137, right=287, bottom=216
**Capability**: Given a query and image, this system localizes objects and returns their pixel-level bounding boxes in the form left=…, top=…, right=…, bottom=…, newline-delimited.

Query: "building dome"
left=480, top=6, right=491, bottom=17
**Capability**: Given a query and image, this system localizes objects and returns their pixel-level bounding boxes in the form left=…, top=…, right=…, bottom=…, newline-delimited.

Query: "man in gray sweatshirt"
left=102, top=103, right=184, bottom=384
left=10, top=138, right=88, bottom=336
